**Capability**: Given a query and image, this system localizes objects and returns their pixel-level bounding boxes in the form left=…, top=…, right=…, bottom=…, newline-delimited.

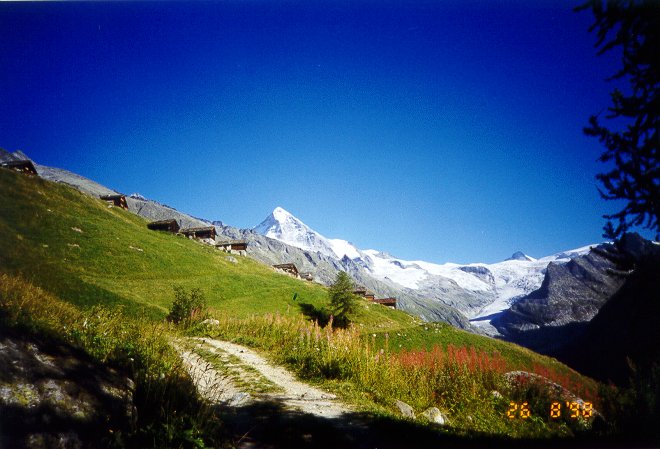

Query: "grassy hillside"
left=0, top=168, right=414, bottom=327
left=1, top=167, right=611, bottom=441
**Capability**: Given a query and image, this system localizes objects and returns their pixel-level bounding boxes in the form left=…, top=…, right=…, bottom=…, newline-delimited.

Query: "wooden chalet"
left=147, top=219, right=180, bottom=233
left=373, top=297, right=397, bottom=309
left=299, top=272, right=314, bottom=282
left=99, top=194, right=128, bottom=210
left=1, top=159, right=38, bottom=175
left=216, top=240, right=248, bottom=254
left=273, top=263, right=299, bottom=278
left=353, top=284, right=396, bottom=308
left=180, top=226, right=217, bottom=241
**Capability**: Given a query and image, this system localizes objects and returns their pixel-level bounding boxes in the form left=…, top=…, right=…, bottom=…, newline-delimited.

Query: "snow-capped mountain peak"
left=253, top=207, right=333, bottom=258
left=254, top=207, right=363, bottom=260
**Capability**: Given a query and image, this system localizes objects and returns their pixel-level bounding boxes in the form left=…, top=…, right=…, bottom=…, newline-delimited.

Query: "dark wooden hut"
left=1, top=160, right=38, bottom=175
left=99, top=194, right=128, bottom=210
left=373, top=298, right=397, bottom=308
left=180, top=226, right=217, bottom=240
left=273, top=263, right=299, bottom=277
left=216, top=240, right=248, bottom=252
left=147, top=219, right=180, bottom=233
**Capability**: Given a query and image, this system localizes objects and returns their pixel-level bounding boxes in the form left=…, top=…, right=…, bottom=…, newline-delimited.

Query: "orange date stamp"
left=507, top=401, right=593, bottom=419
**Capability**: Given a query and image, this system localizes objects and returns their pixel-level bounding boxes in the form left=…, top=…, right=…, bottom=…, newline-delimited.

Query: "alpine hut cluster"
left=216, top=240, right=248, bottom=256
left=145, top=219, right=251, bottom=256
left=354, top=285, right=397, bottom=309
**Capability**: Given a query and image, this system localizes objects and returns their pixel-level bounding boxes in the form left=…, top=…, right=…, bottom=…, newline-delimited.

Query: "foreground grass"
left=0, top=273, right=228, bottom=448
left=196, top=312, right=601, bottom=440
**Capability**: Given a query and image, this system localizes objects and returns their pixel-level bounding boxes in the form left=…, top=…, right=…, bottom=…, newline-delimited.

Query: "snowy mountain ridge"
left=252, top=206, right=597, bottom=333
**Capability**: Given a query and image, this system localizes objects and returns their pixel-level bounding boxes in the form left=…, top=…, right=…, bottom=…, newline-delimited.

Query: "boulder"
left=421, top=407, right=447, bottom=425
left=395, top=400, right=415, bottom=419
left=201, top=318, right=220, bottom=327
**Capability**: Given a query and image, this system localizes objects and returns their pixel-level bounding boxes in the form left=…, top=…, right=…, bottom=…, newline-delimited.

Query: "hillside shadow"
left=493, top=320, right=589, bottom=355
left=213, top=398, right=626, bottom=449
left=0, top=328, right=134, bottom=449
left=298, top=303, right=331, bottom=327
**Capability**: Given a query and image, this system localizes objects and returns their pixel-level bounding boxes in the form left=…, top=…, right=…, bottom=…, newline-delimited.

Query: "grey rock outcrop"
left=35, top=163, right=118, bottom=198
left=127, top=194, right=208, bottom=230
left=494, top=234, right=655, bottom=353
left=0, top=331, right=135, bottom=449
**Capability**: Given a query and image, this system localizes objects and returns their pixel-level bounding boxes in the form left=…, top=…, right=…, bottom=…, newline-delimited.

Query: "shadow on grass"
left=0, top=328, right=133, bottom=449
left=298, top=303, right=331, bottom=327
left=214, top=398, right=630, bottom=449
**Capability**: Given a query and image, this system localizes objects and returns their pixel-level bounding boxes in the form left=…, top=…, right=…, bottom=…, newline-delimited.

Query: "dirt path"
left=181, top=337, right=351, bottom=419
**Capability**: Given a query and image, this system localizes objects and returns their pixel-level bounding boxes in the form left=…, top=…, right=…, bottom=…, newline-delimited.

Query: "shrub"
left=167, top=285, right=207, bottom=327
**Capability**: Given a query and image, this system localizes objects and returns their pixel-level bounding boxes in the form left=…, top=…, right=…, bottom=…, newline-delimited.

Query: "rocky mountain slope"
left=554, top=241, right=660, bottom=386
left=493, top=233, right=658, bottom=353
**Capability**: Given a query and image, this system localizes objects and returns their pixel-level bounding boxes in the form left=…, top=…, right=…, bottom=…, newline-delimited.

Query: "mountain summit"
left=253, top=207, right=362, bottom=260
left=253, top=207, right=337, bottom=258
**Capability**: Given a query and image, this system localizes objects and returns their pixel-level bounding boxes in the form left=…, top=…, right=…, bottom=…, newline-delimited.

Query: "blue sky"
left=0, top=1, right=642, bottom=264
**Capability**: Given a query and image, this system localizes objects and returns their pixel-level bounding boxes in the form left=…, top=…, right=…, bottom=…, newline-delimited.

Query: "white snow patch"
left=329, top=239, right=361, bottom=259
left=362, top=250, right=428, bottom=289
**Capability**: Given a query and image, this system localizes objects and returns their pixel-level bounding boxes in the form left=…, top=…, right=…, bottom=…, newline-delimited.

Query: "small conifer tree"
left=329, top=271, right=358, bottom=327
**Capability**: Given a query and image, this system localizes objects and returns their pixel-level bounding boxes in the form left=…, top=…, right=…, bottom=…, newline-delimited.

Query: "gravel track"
left=181, top=338, right=351, bottom=419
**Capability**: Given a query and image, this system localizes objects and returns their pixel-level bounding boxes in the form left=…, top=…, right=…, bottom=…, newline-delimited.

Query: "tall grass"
left=199, top=312, right=598, bottom=438
left=0, top=273, right=227, bottom=448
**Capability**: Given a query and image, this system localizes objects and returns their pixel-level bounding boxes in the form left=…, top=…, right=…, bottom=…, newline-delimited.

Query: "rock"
left=421, top=407, right=447, bottom=425
left=227, top=392, right=251, bottom=407
left=201, top=319, right=220, bottom=327
left=225, top=256, right=238, bottom=264
left=395, top=400, right=415, bottom=419
left=0, top=330, right=135, bottom=448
